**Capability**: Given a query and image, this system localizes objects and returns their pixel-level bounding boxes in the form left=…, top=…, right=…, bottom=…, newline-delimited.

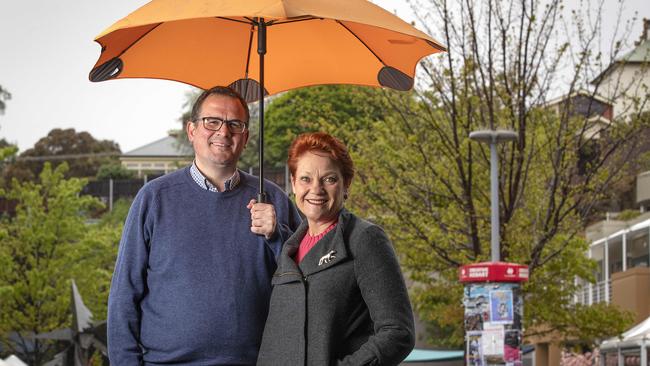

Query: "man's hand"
left=247, top=199, right=277, bottom=239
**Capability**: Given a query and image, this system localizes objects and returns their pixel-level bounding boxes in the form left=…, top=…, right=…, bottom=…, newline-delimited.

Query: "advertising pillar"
left=460, top=262, right=529, bottom=366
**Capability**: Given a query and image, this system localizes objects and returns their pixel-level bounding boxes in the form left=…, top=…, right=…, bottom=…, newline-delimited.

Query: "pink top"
left=294, top=221, right=338, bottom=264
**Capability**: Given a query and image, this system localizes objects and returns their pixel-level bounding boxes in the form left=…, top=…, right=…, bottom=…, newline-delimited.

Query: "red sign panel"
left=459, top=262, right=529, bottom=283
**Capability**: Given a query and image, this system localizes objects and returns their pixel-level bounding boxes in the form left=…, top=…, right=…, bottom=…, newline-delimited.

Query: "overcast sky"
left=0, top=0, right=648, bottom=153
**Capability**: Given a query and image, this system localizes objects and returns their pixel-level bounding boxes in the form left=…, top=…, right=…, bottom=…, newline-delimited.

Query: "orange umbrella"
left=89, top=0, right=445, bottom=200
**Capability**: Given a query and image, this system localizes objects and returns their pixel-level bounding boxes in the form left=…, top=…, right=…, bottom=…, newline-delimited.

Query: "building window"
left=588, top=244, right=608, bottom=304
left=627, top=230, right=650, bottom=269
left=608, top=238, right=623, bottom=275
left=591, top=244, right=605, bottom=281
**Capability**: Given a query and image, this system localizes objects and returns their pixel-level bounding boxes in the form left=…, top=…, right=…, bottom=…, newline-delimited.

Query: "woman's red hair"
left=287, top=132, right=355, bottom=187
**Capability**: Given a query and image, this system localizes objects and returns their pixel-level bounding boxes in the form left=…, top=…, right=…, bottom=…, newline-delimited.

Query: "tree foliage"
left=0, top=163, right=121, bottom=364
left=348, top=0, right=644, bottom=345
left=3, top=128, right=121, bottom=183
left=263, top=85, right=387, bottom=167
left=0, top=139, right=18, bottom=187
left=96, top=162, right=135, bottom=180
left=0, top=85, right=10, bottom=115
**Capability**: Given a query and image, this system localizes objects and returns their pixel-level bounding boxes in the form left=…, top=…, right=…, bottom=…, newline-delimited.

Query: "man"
left=108, top=86, right=301, bottom=365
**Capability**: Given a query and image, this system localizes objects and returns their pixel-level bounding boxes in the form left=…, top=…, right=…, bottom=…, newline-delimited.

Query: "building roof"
left=622, top=38, right=650, bottom=63
left=543, top=89, right=612, bottom=108
left=122, top=135, right=194, bottom=158
left=592, top=22, right=650, bottom=84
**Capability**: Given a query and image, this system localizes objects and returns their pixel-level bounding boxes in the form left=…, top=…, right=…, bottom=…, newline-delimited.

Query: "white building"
left=120, top=134, right=193, bottom=178
left=578, top=212, right=650, bottom=324
left=592, top=19, right=650, bottom=119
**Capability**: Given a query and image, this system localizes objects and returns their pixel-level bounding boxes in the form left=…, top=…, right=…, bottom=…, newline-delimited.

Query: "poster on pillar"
left=463, top=282, right=524, bottom=366
left=467, top=332, right=483, bottom=366
left=489, top=290, right=514, bottom=324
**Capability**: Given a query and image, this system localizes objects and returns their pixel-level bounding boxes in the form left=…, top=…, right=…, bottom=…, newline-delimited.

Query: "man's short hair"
left=190, top=86, right=250, bottom=125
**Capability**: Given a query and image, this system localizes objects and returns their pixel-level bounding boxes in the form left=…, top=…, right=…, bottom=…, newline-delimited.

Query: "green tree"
left=96, top=198, right=132, bottom=227
left=173, top=88, right=200, bottom=152
left=264, top=85, right=387, bottom=167
left=0, top=163, right=121, bottom=364
left=0, top=84, right=17, bottom=186
left=345, top=0, right=644, bottom=346
left=0, top=85, right=16, bottom=185
left=96, top=162, right=135, bottom=180
left=4, top=128, right=121, bottom=183
left=238, top=100, right=261, bottom=170
left=0, top=85, right=10, bottom=114
left=0, top=138, right=18, bottom=186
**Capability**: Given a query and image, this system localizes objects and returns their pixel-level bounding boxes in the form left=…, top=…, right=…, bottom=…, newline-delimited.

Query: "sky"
left=0, top=0, right=648, bottom=153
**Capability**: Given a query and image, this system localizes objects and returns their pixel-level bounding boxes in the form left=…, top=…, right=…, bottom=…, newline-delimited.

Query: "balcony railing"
left=575, top=279, right=611, bottom=305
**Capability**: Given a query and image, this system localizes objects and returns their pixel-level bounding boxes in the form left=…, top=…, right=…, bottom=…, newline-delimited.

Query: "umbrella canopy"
left=89, top=0, right=445, bottom=199
left=90, top=0, right=445, bottom=99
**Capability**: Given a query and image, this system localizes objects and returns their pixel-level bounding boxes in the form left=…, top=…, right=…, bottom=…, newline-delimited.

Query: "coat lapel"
left=271, top=222, right=307, bottom=285
left=299, top=210, right=353, bottom=277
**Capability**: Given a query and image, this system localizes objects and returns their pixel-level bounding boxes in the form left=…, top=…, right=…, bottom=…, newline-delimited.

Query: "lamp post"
left=468, top=129, right=518, bottom=262
left=460, top=129, right=527, bottom=366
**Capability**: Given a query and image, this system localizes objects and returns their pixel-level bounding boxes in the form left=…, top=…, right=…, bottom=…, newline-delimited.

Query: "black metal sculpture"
left=36, top=280, right=107, bottom=366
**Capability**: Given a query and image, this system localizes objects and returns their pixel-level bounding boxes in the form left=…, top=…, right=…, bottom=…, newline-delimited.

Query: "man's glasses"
left=197, top=117, right=247, bottom=134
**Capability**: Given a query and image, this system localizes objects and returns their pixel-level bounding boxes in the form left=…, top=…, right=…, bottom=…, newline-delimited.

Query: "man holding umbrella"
left=107, top=86, right=301, bottom=365
left=92, top=0, right=447, bottom=364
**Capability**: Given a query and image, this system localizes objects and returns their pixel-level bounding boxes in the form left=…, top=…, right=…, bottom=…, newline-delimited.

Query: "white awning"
left=601, top=316, right=650, bottom=349
left=2, top=355, right=28, bottom=366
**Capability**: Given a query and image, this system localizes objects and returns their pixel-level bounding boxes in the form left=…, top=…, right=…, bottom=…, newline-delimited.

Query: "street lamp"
left=469, top=129, right=518, bottom=262
left=459, top=129, right=527, bottom=366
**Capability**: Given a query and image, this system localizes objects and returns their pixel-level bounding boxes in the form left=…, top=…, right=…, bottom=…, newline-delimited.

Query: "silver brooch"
left=318, top=250, right=337, bottom=266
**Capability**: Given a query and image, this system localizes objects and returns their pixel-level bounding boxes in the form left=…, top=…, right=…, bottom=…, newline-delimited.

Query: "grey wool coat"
left=257, top=209, right=415, bottom=366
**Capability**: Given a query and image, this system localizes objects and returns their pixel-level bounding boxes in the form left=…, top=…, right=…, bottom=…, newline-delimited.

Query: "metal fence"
left=81, top=167, right=290, bottom=211
left=81, top=178, right=150, bottom=210
left=0, top=167, right=290, bottom=216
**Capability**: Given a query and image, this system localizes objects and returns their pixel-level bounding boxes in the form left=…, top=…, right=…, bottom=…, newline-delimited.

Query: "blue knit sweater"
left=107, top=167, right=301, bottom=366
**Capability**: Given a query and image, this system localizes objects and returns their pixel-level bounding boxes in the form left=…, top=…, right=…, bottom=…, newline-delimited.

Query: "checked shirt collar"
left=190, top=161, right=240, bottom=192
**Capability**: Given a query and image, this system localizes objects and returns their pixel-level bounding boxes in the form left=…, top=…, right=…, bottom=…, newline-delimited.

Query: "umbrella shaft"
left=258, top=20, right=267, bottom=55
left=258, top=18, right=267, bottom=203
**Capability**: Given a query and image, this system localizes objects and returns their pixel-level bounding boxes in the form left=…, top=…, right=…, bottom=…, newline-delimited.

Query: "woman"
left=257, top=132, right=415, bottom=366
